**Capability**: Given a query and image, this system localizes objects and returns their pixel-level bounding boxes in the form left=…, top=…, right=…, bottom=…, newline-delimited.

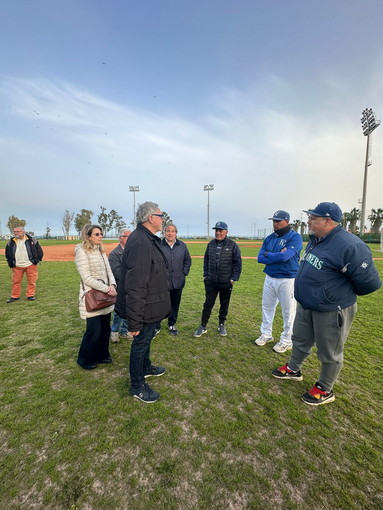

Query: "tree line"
left=6, top=207, right=174, bottom=237
left=290, top=208, right=383, bottom=235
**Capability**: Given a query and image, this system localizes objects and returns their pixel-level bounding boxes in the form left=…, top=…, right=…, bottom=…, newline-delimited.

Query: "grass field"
left=0, top=241, right=382, bottom=510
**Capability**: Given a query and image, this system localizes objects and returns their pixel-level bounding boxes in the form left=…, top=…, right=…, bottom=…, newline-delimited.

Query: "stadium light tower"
left=204, top=184, right=214, bottom=239
left=129, top=185, right=140, bottom=229
left=360, top=108, right=380, bottom=234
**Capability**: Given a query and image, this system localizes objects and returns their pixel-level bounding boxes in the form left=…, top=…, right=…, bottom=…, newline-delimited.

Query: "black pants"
left=201, top=279, right=233, bottom=327
left=168, top=288, right=183, bottom=326
left=130, top=322, right=156, bottom=389
left=77, top=314, right=111, bottom=366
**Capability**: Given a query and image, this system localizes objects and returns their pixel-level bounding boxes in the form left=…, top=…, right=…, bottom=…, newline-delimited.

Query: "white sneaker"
left=110, top=331, right=120, bottom=343
left=254, top=334, right=273, bottom=346
left=273, top=341, right=292, bottom=353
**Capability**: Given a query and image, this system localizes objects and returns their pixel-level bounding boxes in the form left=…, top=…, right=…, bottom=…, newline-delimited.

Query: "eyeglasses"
left=91, top=232, right=103, bottom=237
left=308, top=216, right=324, bottom=221
left=151, top=214, right=164, bottom=218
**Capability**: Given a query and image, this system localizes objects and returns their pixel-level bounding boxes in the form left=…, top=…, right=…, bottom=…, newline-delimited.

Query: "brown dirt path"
left=0, top=243, right=118, bottom=262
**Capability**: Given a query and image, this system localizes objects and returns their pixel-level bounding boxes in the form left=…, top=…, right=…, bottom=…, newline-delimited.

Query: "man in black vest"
left=194, top=221, right=242, bottom=337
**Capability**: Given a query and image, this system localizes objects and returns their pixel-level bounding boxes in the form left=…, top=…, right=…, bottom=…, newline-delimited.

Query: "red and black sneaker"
left=301, top=382, right=335, bottom=406
left=272, top=363, right=303, bottom=381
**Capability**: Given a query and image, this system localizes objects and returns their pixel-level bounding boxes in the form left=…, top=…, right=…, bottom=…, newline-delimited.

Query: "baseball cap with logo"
left=303, top=202, right=342, bottom=223
left=212, top=221, right=228, bottom=230
left=268, top=210, right=290, bottom=221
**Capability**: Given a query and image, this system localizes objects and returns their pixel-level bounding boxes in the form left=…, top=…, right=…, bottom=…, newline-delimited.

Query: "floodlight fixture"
left=204, top=184, right=214, bottom=238
left=129, top=185, right=140, bottom=229
left=359, top=109, right=380, bottom=234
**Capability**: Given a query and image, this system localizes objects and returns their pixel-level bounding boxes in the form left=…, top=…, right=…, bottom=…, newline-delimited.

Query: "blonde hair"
left=81, top=224, right=105, bottom=253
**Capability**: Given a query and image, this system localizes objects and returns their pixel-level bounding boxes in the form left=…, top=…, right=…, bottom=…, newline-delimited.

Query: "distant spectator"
left=75, top=224, right=116, bottom=370
left=108, top=228, right=132, bottom=343
left=5, top=226, right=43, bottom=302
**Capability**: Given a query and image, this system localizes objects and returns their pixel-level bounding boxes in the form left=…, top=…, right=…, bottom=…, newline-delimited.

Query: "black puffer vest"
left=206, top=238, right=235, bottom=283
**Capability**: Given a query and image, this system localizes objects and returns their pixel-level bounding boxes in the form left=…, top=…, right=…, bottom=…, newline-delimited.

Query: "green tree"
left=7, top=215, right=26, bottom=234
left=62, top=210, right=74, bottom=238
left=161, top=211, right=173, bottom=235
left=97, top=206, right=126, bottom=235
left=44, top=225, right=51, bottom=239
left=97, top=206, right=109, bottom=233
left=368, top=208, right=383, bottom=233
left=291, top=219, right=301, bottom=232
left=74, top=209, right=94, bottom=234
left=344, top=208, right=360, bottom=234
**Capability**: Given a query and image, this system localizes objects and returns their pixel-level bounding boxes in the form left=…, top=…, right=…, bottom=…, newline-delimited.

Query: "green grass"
left=0, top=247, right=382, bottom=510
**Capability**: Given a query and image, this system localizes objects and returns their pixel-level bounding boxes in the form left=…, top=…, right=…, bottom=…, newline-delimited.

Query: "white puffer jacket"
left=75, top=244, right=116, bottom=319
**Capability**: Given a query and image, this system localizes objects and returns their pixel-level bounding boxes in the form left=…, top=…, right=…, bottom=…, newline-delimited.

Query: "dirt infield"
left=0, top=241, right=262, bottom=262
left=0, top=244, right=119, bottom=262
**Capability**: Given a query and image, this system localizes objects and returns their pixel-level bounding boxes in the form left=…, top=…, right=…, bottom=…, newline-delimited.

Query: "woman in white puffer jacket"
left=75, top=224, right=117, bottom=370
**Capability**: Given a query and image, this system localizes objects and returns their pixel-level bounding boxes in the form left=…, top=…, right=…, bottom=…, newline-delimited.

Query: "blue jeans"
left=111, top=311, right=128, bottom=334
left=129, top=323, right=156, bottom=389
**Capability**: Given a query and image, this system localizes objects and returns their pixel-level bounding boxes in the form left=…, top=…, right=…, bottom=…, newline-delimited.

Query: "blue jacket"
left=160, top=238, right=191, bottom=290
left=294, top=225, right=382, bottom=311
left=258, top=229, right=302, bottom=278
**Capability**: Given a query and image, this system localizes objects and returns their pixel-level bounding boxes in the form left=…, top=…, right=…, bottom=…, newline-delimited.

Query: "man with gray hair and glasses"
left=115, top=202, right=171, bottom=403
left=109, top=227, right=132, bottom=343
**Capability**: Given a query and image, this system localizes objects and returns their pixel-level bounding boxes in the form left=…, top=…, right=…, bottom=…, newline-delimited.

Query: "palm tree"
left=291, top=220, right=301, bottom=232
left=368, top=208, right=383, bottom=233
left=347, top=208, right=360, bottom=234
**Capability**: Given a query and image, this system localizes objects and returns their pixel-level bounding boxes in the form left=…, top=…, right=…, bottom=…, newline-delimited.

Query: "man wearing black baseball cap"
left=272, top=202, right=381, bottom=405
left=194, top=221, right=242, bottom=338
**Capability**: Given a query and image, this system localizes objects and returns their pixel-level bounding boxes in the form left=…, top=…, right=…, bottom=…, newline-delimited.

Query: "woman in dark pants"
left=75, top=224, right=116, bottom=370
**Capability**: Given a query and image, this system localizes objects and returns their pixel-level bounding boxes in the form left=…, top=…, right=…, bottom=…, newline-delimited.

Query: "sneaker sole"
left=272, top=373, right=303, bottom=381
left=144, top=371, right=165, bottom=378
left=193, top=330, right=207, bottom=338
left=133, top=394, right=159, bottom=403
left=273, top=345, right=292, bottom=353
left=255, top=338, right=273, bottom=346
left=302, top=394, right=335, bottom=406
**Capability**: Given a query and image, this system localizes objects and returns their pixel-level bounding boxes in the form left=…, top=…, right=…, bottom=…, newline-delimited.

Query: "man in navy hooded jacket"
left=272, top=202, right=381, bottom=406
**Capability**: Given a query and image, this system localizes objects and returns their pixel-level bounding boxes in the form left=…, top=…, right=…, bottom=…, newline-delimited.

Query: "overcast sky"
left=1, top=0, right=383, bottom=237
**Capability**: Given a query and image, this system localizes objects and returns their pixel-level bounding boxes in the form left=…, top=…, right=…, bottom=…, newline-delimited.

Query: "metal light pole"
left=129, top=185, right=140, bottom=229
left=360, top=109, right=380, bottom=234
left=204, top=184, right=214, bottom=239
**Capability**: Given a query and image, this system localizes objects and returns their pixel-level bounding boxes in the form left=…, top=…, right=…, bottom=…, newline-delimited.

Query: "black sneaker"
left=152, top=328, right=161, bottom=340
left=301, top=383, right=335, bottom=406
left=193, top=325, right=207, bottom=337
left=131, top=384, right=159, bottom=403
left=272, top=363, right=303, bottom=381
left=6, top=297, right=20, bottom=303
left=218, top=324, right=227, bottom=336
left=144, top=365, right=166, bottom=378
left=169, top=326, right=178, bottom=336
